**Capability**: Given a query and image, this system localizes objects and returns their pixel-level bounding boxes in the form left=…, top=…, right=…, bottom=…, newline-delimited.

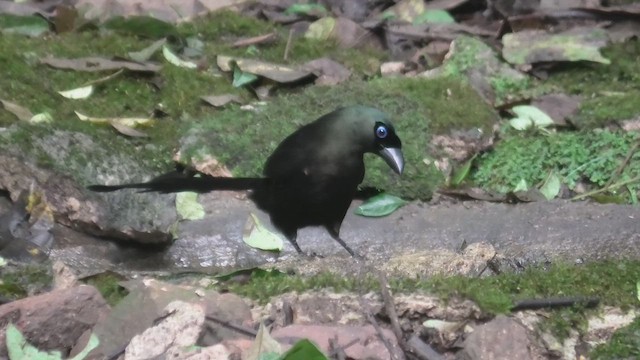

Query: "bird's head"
left=335, top=106, right=404, bottom=175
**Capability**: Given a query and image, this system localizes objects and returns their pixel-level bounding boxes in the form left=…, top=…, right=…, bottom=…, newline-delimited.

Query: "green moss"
left=179, top=76, right=496, bottom=200
left=573, top=90, right=640, bottom=128
left=83, top=272, right=129, bottom=306
left=220, top=260, right=640, bottom=339
left=591, top=316, right=640, bottom=359
left=472, top=130, right=640, bottom=195
left=548, top=40, right=640, bottom=128
left=0, top=264, right=52, bottom=301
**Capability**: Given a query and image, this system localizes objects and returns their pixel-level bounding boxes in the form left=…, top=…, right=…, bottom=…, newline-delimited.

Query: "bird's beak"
left=379, top=147, right=404, bottom=175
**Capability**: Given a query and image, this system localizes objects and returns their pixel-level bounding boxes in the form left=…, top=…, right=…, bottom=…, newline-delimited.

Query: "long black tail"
left=87, top=170, right=265, bottom=194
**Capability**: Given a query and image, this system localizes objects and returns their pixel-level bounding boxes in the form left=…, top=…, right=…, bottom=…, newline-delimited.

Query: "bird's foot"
left=305, top=251, right=325, bottom=259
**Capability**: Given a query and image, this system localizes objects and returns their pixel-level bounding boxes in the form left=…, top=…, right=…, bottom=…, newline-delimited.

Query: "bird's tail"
left=87, top=170, right=264, bottom=194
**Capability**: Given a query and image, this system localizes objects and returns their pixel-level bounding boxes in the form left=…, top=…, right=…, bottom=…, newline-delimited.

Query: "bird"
left=88, top=106, right=404, bottom=257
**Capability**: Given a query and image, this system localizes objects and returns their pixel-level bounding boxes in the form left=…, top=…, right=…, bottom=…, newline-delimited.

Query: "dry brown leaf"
left=110, top=122, right=149, bottom=137
left=41, top=56, right=161, bottom=73
left=0, top=99, right=33, bottom=122
left=200, top=94, right=242, bottom=107
left=217, top=56, right=312, bottom=83
left=303, top=58, right=351, bottom=85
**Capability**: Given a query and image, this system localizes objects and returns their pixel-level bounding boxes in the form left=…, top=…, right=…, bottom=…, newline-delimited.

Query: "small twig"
left=328, top=336, right=357, bottom=360
left=407, top=335, right=444, bottom=360
left=510, top=296, right=600, bottom=312
left=365, top=311, right=403, bottom=360
left=571, top=175, right=640, bottom=200
left=232, top=32, right=277, bottom=48
left=378, top=271, right=436, bottom=360
left=205, top=315, right=257, bottom=338
left=604, top=140, right=640, bottom=188
left=377, top=272, right=406, bottom=348
left=283, top=28, right=294, bottom=61
left=476, top=252, right=498, bottom=278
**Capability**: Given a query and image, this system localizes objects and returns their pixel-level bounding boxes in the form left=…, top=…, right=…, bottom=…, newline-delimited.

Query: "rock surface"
left=0, top=285, right=109, bottom=358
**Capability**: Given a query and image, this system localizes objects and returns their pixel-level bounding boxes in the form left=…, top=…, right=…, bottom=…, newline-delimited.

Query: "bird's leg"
left=284, top=231, right=304, bottom=254
left=326, top=225, right=361, bottom=258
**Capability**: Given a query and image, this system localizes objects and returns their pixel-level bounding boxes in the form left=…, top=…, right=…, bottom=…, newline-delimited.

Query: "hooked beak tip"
left=380, top=147, right=404, bottom=175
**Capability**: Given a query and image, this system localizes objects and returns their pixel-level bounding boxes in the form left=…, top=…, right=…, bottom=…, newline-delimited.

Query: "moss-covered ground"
left=1, top=9, right=639, bottom=357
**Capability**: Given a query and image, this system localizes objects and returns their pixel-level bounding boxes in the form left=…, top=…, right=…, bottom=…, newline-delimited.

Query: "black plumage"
left=89, top=106, right=404, bottom=257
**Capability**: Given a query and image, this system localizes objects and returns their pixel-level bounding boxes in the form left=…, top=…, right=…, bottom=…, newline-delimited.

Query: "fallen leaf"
left=162, top=45, right=197, bottom=69
left=233, top=65, right=259, bottom=87
left=284, top=3, right=328, bottom=17
left=29, top=112, right=53, bottom=124
left=355, top=193, right=407, bottom=217
left=200, top=94, right=242, bottom=107
left=303, top=58, right=351, bottom=85
left=217, top=55, right=312, bottom=84
left=509, top=105, right=555, bottom=130
left=414, top=9, right=456, bottom=24
left=75, top=111, right=153, bottom=127
left=175, top=192, right=205, bottom=220
left=242, top=213, right=284, bottom=251
left=0, top=99, right=33, bottom=121
left=41, top=56, right=161, bottom=73
left=110, top=122, right=149, bottom=138
left=385, top=0, right=426, bottom=22
left=280, top=339, right=327, bottom=360
left=128, top=38, right=167, bottom=62
left=58, top=85, right=94, bottom=100
left=540, top=171, right=561, bottom=200
left=244, top=322, right=282, bottom=360
left=450, top=154, right=476, bottom=187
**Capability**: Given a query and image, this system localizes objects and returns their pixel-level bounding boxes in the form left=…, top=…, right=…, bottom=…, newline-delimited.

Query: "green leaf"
left=69, top=333, right=100, bottom=360
left=509, top=105, right=554, bottom=130
left=284, top=4, right=328, bottom=16
left=162, top=45, right=197, bottom=69
left=6, top=323, right=62, bottom=360
left=513, top=178, right=529, bottom=192
left=243, top=213, right=284, bottom=251
left=355, top=193, right=407, bottom=217
left=0, top=256, right=6, bottom=267
left=540, top=171, right=561, bottom=200
left=233, top=66, right=259, bottom=88
left=175, top=192, right=205, bottom=220
left=627, top=185, right=638, bottom=205
left=304, top=17, right=336, bottom=41
left=451, top=155, right=476, bottom=186
left=414, top=10, right=455, bottom=24
left=280, top=339, right=327, bottom=360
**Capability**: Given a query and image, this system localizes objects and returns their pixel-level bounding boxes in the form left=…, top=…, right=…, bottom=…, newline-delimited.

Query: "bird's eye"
left=376, top=126, right=388, bottom=139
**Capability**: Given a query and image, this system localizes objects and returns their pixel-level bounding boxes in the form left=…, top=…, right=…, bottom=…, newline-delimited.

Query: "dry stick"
left=364, top=309, right=404, bottom=360
left=604, top=139, right=640, bottom=188
left=377, top=272, right=406, bottom=347
left=571, top=175, right=640, bottom=200
left=205, top=315, right=258, bottom=338
left=283, top=28, right=294, bottom=61
left=328, top=337, right=359, bottom=360
left=377, top=271, right=435, bottom=360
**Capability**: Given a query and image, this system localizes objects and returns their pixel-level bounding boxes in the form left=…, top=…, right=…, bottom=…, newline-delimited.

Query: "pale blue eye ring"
left=376, top=126, right=388, bottom=139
